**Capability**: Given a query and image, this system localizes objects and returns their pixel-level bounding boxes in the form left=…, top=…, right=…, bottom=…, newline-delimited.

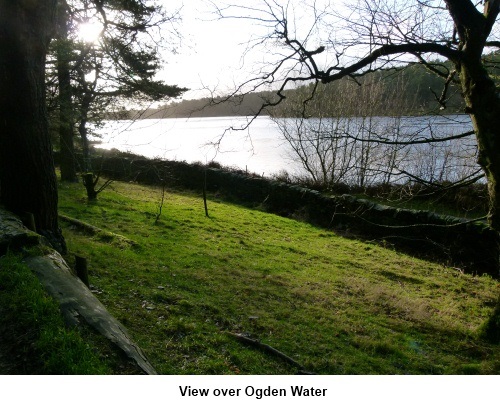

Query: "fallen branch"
left=226, top=332, right=314, bottom=374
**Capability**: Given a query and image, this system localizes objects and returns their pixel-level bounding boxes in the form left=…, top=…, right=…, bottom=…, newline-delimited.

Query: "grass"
left=0, top=254, right=111, bottom=374
left=57, top=179, right=500, bottom=374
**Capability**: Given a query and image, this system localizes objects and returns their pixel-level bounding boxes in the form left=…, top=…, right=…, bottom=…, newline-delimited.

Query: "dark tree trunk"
left=79, top=111, right=92, bottom=173
left=438, top=1, right=500, bottom=235
left=461, top=62, right=500, bottom=231
left=0, top=0, right=66, bottom=253
left=82, top=173, right=98, bottom=201
left=446, top=0, right=500, bottom=233
left=77, top=84, right=99, bottom=201
left=56, top=1, right=77, bottom=182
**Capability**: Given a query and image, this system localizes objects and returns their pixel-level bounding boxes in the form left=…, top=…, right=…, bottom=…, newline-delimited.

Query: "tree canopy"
left=48, top=0, right=187, bottom=183
left=0, top=0, right=188, bottom=248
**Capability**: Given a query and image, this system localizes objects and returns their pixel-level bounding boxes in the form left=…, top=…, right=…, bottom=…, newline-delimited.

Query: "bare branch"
left=429, top=70, right=458, bottom=110
left=486, top=40, right=500, bottom=47
left=323, top=43, right=460, bottom=83
left=326, top=129, right=475, bottom=147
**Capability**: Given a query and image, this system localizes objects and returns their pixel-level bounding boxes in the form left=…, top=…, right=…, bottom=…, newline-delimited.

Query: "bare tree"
left=270, top=71, right=462, bottom=190
left=213, top=0, right=500, bottom=230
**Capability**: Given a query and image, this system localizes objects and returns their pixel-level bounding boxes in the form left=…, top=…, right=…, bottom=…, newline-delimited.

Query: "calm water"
left=94, top=114, right=477, bottom=181
left=94, top=116, right=296, bottom=176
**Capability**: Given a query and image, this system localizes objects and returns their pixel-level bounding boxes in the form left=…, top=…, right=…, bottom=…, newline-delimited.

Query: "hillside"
left=120, top=52, right=500, bottom=120
left=131, top=91, right=279, bottom=119
left=56, top=179, right=500, bottom=374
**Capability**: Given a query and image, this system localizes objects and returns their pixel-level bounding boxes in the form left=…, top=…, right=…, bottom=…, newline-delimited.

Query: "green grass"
left=0, top=254, right=111, bottom=374
left=57, top=180, right=500, bottom=374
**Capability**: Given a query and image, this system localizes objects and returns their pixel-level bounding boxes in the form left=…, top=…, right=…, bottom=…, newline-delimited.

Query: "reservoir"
left=94, top=114, right=478, bottom=184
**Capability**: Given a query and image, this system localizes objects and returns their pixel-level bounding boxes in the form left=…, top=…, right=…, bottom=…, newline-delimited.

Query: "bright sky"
left=161, top=0, right=360, bottom=100
left=156, top=0, right=484, bottom=101
left=163, top=0, right=272, bottom=99
left=79, top=1, right=498, bottom=102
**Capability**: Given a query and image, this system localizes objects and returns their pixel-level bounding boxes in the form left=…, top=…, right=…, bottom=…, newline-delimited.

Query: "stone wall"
left=91, top=156, right=499, bottom=276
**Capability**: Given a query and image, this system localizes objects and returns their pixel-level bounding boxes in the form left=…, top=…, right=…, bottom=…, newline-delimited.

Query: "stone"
left=0, top=207, right=156, bottom=374
left=0, top=207, right=41, bottom=253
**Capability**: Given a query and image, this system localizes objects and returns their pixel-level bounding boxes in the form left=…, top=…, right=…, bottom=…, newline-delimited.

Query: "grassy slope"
left=58, top=180, right=500, bottom=374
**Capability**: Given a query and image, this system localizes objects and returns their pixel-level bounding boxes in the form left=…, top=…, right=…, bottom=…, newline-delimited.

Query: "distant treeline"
left=120, top=52, right=499, bottom=119
left=127, top=92, right=279, bottom=119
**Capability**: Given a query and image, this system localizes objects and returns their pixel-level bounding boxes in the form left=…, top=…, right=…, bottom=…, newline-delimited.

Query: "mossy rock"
left=0, top=207, right=41, bottom=254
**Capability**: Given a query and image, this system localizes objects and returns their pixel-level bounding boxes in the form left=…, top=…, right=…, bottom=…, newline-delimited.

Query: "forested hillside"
left=272, top=63, right=464, bottom=117
left=127, top=52, right=499, bottom=119
left=135, top=91, right=279, bottom=119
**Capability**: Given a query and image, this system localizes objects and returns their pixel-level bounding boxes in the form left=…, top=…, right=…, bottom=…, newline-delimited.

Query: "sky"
left=161, top=0, right=273, bottom=100
left=79, top=1, right=500, bottom=102
left=76, top=0, right=374, bottom=102
left=157, top=0, right=342, bottom=100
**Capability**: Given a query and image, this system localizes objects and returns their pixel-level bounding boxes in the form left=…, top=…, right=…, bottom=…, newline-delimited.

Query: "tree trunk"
left=77, top=84, right=100, bottom=201
left=459, top=57, right=500, bottom=232
left=0, top=0, right=66, bottom=253
left=470, top=100, right=500, bottom=232
left=82, top=173, right=98, bottom=201
left=79, top=112, right=92, bottom=173
left=56, top=1, right=77, bottom=182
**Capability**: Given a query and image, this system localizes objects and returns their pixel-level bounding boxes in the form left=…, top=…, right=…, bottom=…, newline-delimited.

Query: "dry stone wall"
left=92, top=156, right=500, bottom=276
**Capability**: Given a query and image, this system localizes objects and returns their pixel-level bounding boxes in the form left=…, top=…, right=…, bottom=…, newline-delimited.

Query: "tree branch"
left=484, top=0, right=500, bottom=33
left=323, top=43, right=460, bottom=83
left=444, top=0, right=484, bottom=42
left=320, top=129, right=475, bottom=146
left=485, top=40, right=500, bottom=48
left=227, top=332, right=313, bottom=374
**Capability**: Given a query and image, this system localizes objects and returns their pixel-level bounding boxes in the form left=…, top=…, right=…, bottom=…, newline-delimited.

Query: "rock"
left=0, top=207, right=156, bottom=375
left=26, top=252, right=157, bottom=375
left=0, top=207, right=41, bottom=254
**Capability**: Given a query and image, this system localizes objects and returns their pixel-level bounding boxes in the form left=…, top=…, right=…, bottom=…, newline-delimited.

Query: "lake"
left=94, top=114, right=478, bottom=184
left=94, top=116, right=297, bottom=176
